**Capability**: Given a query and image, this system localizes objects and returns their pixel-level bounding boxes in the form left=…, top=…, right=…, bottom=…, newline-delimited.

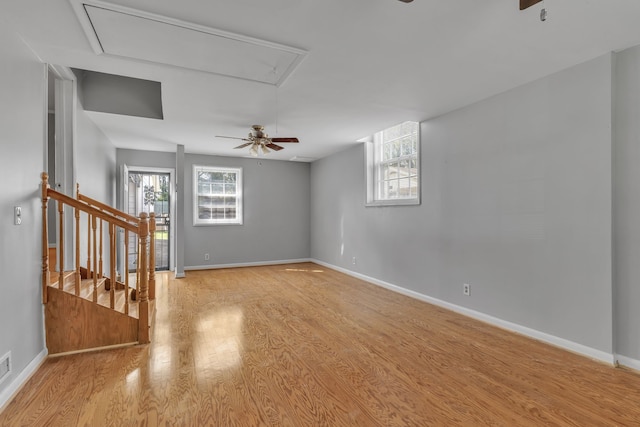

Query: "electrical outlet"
left=14, top=206, right=21, bottom=225
left=0, top=352, right=11, bottom=385
left=463, top=283, right=471, bottom=296
left=352, top=257, right=357, bottom=265
left=204, top=253, right=210, bottom=261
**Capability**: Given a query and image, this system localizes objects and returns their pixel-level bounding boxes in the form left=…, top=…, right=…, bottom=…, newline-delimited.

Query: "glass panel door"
left=127, top=171, right=170, bottom=271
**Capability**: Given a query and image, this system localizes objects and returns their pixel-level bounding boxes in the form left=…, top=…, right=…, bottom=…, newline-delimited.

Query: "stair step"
left=50, top=271, right=75, bottom=289
left=50, top=272, right=139, bottom=319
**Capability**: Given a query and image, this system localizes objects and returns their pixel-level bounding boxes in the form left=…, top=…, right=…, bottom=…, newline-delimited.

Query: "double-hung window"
left=193, top=165, right=243, bottom=225
left=365, top=121, right=420, bottom=206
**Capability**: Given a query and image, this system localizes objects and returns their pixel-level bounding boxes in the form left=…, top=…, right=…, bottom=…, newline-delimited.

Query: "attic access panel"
left=70, top=0, right=307, bottom=86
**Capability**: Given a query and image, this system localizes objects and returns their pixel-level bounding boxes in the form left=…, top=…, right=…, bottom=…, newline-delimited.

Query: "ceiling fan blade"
left=520, top=0, right=542, bottom=10
left=398, top=0, right=413, bottom=3
left=265, top=143, right=284, bottom=151
left=271, top=137, right=299, bottom=143
left=234, top=142, right=253, bottom=149
left=216, top=135, right=251, bottom=141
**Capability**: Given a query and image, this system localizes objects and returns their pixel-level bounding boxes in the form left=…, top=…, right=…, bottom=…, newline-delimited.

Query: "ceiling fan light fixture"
left=261, top=144, right=270, bottom=155
left=250, top=144, right=259, bottom=157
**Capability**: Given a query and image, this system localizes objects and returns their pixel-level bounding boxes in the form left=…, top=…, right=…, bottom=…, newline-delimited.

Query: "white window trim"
left=193, top=165, right=243, bottom=226
left=365, top=122, right=421, bottom=207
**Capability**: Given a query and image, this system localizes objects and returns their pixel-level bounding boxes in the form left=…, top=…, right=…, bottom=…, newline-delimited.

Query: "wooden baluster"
left=149, top=212, right=156, bottom=300
left=99, top=219, right=104, bottom=280
left=87, top=211, right=91, bottom=279
left=75, top=183, right=80, bottom=287
left=138, top=213, right=150, bottom=344
left=109, top=222, right=115, bottom=309
left=57, top=201, right=64, bottom=290
left=41, top=173, right=50, bottom=304
left=92, top=214, right=98, bottom=302
left=74, top=207, right=81, bottom=296
left=124, top=230, right=129, bottom=315
left=135, top=237, right=140, bottom=300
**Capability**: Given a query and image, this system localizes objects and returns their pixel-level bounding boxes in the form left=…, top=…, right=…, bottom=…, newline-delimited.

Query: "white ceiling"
left=4, top=0, right=640, bottom=161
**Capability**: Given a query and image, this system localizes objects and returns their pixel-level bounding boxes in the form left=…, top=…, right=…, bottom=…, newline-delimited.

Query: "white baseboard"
left=0, top=348, right=48, bottom=412
left=311, top=259, right=615, bottom=366
left=185, top=258, right=312, bottom=271
left=615, top=354, right=640, bottom=371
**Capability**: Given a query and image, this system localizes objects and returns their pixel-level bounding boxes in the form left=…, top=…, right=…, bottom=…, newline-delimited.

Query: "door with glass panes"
left=126, top=171, right=171, bottom=272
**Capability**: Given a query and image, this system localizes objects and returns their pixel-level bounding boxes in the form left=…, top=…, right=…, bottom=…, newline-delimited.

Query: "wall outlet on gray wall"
left=14, top=206, right=21, bottom=225
left=0, top=352, right=11, bottom=385
left=463, top=283, right=471, bottom=296
left=352, top=257, right=357, bottom=265
left=204, top=253, right=210, bottom=261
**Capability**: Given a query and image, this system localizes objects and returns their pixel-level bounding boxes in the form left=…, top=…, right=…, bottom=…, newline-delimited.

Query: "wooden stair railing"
left=76, top=185, right=156, bottom=302
left=41, top=172, right=153, bottom=345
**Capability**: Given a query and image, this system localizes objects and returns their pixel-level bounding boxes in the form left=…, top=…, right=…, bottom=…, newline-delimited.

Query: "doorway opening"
left=126, top=171, right=171, bottom=272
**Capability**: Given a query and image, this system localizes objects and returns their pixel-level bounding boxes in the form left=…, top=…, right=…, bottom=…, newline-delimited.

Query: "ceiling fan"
left=216, top=125, right=299, bottom=157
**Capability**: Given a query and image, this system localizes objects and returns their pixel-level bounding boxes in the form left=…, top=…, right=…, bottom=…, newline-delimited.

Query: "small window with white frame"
left=365, top=121, right=420, bottom=206
left=193, top=165, right=243, bottom=225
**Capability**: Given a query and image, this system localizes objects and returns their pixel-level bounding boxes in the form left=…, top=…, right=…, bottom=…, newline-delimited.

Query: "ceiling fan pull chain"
left=275, top=84, right=279, bottom=136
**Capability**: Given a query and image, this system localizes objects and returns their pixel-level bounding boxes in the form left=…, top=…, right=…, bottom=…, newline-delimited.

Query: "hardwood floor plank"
left=2, top=263, right=640, bottom=426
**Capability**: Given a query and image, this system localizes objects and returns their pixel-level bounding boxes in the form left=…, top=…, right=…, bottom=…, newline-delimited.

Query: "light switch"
left=14, top=206, right=21, bottom=225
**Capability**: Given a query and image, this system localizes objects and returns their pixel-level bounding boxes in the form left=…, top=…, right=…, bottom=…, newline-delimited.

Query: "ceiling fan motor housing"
left=251, top=125, right=266, bottom=139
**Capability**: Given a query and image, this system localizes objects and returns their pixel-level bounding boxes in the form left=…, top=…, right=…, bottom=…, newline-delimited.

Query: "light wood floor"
left=2, top=263, right=640, bottom=426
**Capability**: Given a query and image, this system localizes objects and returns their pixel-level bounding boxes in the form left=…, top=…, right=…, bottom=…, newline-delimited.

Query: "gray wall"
left=0, top=24, right=47, bottom=400
left=116, top=149, right=176, bottom=174
left=185, top=154, right=310, bottom=267
left=116, top=150, right=311, bottom=269
left=613, top=45, right=640, bottom=361
left=76, top=70, right=163, bottom=120
left=311, top=54, right=614, bottom=353
left=74, top=97, right=117, bottom=276
left=76, top=108, right=117, bottom=204
left=0, top=23, right=118, bottom=403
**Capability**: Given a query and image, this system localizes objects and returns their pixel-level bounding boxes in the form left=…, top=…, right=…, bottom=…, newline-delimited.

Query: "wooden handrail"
left=77, top=189, right=138, bottom=224
left=48, top=188, right=139, bottom=234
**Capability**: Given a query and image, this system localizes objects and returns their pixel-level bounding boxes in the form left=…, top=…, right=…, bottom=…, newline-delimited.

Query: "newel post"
left=149, top=212, right=156, bottom=300
left=138, top=213, right=150, bottom=344
left=41, top=173, right=50, bottom=304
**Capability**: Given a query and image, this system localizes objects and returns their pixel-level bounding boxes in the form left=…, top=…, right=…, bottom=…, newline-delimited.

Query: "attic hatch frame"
left=68, top=0, right=308, bottom=87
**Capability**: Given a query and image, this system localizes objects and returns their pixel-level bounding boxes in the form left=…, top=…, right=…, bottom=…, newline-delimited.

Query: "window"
left=365, top=121, right=420, bottom=206
left=193, top=165, right=243, bottom=225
